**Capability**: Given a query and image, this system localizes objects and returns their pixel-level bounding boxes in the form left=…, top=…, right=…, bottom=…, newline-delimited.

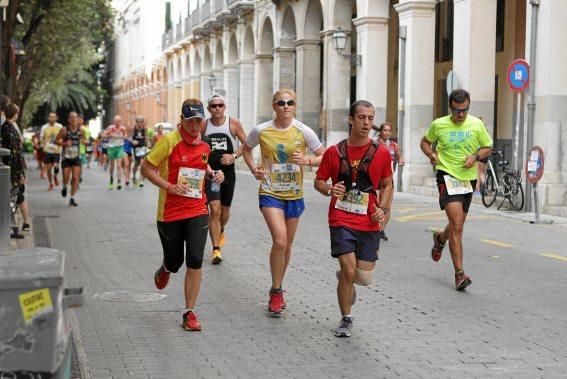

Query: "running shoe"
left=48, top=183, right=54, bottom=191
left=125, top=181, right=130, bottom=187
left=133, top=178, right=138, bottom=186
left=69, top=198, right=78, bottom=206
left=154, top=265, right=170, bottom=290
left=431, top=229, right=446, bottom=262
left=455, top=271, right=472, bottom=291
left=336, top=270, right=356, bottom=305
left=107, top=183, right=114, bottom=190
left=181, top=310, right=202, bottom=331
left=219, top=232, right=226, bottom=248
left=22, top=223, right=30, bottom=232
left=380, top=230, right=389, bottom=241
left=334, top=316, right=354, bottom=337
left=61, top=186, right=67, bottom=198
left=138, top=182, right=144, bottom=188
left=53, top=176, right=59, bottom=187
left=117, top=183, right=122, bottom=190
left=212, top=249, right=222, bottom=264
left=268, top=288, right=284, bottom=315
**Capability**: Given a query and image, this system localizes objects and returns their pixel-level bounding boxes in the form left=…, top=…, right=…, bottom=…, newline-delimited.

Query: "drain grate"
left=32, top=215, right=57, bottom=247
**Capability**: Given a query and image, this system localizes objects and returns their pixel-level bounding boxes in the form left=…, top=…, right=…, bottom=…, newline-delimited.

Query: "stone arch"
left=214, top=41, right=224, bottom=70
left=278, top=5, right=297, bottom=90
left=184, top=54, right=191, bottom=77
left=228, top=33, right=238, bottom=64
left=259, top=16, right=274, bottom=54
left=202, top=45, right=213, bottom=100
left=167, top=61, right=174, bottom=84
left=242, top=26, right=255, bottom=60
left=304, top=0, right=323, bottom=40
left=257, top=17, right=275, bottom=124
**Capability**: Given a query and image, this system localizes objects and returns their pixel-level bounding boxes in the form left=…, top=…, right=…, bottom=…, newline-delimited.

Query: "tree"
left=1, top=0, right=113, bottom=125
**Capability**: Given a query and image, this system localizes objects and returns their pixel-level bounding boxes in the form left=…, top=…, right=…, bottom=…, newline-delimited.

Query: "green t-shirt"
left=80, top=126, right=91, bottom=154
left=425, top=114, right=493, bottom=181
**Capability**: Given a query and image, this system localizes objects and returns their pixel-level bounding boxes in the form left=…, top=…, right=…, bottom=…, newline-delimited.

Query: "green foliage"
left=13, top=0, right=114, bottom=125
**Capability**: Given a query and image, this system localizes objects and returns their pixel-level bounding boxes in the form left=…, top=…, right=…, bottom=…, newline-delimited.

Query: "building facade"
left=111, top=0, right=567, bottom=217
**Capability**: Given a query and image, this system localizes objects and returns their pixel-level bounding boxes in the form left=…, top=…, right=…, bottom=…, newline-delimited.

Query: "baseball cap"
left=182, top=103, right=205, bottom=120
left=208, top=94, right=225, bottom=105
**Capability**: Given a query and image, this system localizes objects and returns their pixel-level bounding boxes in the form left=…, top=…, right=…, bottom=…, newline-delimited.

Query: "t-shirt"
left=106, top=125, right=125, bottom=147
left=316, top=140, right=393, bottom=232
left=80, top=126, right=91, bottom=155
left=246, top=119, right=323, bottom=200
left=145, top=130, right=210, bottom=222
left=424, top=115, right=493, bottom=181
left=41, top=123, right=63, bottom=154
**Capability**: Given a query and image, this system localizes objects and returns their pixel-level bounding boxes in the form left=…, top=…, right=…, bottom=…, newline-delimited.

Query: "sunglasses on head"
left=451, top=107, right=469, bottom=114
left=209, top=103, right=225, bottom=109
left=274, top=99, right=296, bottom=107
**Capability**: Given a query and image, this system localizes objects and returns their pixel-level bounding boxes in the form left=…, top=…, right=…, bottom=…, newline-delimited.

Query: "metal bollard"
left=0, top=147, right=11, bottom=251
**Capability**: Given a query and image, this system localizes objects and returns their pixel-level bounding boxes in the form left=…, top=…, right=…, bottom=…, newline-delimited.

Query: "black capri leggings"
left=157, top=214, right=209, bottom=271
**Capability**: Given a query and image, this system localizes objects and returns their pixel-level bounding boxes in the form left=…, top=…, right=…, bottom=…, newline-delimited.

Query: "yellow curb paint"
left=397, top=211, right=497, bottom=222
left=540, top=253, right=567, bottom=262
left=479, top=239, right=515, bottom=248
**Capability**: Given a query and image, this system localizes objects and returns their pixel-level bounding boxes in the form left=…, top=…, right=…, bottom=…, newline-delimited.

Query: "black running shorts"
left=205, top=171, right=236, bottom=207
left=436, top=170, right=476, bottom=213
left=61, top=158, right=82, bottom=169
left=157, top=215, right=209, bottom=271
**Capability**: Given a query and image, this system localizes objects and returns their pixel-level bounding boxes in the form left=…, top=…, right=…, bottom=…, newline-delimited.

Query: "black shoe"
left=22, top=223, right=30, bottom=232
left=380, top=230, right=389, bottom=241
left=11, top=233, right=25, bottom=239
left=69, top=198, right=78, bottom=206
left=125, top=181, right=129, bottom=186
left=61, top=186, right=67, bottom=198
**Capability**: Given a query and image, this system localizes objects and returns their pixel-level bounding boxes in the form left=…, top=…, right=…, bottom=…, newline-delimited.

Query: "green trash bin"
left=0, top=248, right=83, bottom=378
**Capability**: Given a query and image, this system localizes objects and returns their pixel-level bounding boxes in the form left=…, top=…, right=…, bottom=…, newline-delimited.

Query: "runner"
left=32, top=127, right=46, bottom=179
left=56, top=112, right=85, bottom=206
left=78, top=114, right=92, bottom=172
left=41, top=112, right=63, bottom=191
left=131, top=115, right=148, bottom=187
left=314, top=100, right=393, bottom=338
left=103, top=115, right=128, bottom=189
left=202, top=95, right=247, bottom=264
left=122, top=121, right=133, bottom=186
left=242, top=89, right=325, bottom=315
left=374, top=122, right=405, bottom=241
left=141, top=99, right=224, bottom=332
left=420, top=89, right=493, bottom=290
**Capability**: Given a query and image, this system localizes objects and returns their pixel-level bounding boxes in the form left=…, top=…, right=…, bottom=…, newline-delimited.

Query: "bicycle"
left=481, top=150, right=524, bottom=211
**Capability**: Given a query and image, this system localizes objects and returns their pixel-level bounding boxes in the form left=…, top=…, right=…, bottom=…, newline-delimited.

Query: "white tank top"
left=204, top=117, right=238, bottom=171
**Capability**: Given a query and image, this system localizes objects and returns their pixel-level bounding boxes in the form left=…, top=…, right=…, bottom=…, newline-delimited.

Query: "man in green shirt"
left=420, top=89, right=493, bottom=290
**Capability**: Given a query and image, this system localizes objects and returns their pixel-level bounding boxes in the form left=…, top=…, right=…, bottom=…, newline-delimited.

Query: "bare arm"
left=55, top=128, right=67, bottom=146
left=420, top=136, right=438, bottom=166
left=291, top=145, right=326, bottom=167
left=141, top=159, right=191, bottom=196
left=221, top=118, right=247, bottom=165
left=395, top=143, right=405, bottom=166
left=242, top=143, right=266, bottom=180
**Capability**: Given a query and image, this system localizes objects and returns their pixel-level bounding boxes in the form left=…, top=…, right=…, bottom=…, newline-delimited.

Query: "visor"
left=182, top=104, right=205, bottom=119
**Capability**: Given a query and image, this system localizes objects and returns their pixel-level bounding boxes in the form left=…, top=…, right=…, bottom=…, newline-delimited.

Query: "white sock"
left=343, top=314, right=353, bottom=319
left=185, top=308, right=193, bottom=314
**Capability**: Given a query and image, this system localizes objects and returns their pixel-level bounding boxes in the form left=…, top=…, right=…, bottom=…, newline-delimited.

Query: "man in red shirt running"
left=141, top=99, right=224, bottom=332
left=315, top=100, right=393, bottom=338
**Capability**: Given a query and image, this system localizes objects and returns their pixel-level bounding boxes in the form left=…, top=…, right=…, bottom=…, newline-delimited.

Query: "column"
left=321, top=30, right=351, bottom=146
left=394, top=0, right=437, bottom=192
left=354, top=15, right=389, bottom=123
left=224, top=64, right=239, bottom=119
left=295, top=39, right=321, bottom=134
left=254, top=54, right=274, bottom=125
left=167, top=83, right=175, bottom=123
left=453, top=0, right=497, bottom=136
left=238, top=60, right=255, bottom=134
left=273, top=47, right=296, bottom=90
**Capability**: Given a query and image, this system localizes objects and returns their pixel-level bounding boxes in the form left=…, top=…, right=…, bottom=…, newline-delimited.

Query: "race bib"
left=444, top=175, right=473, bottom=195
left=134, top=146, right=147, bottom=157
left=335, top=189, right=370, bottom=214
left=269, top=163, right=301, bottom=192
left=44, top=142, right=58, bottom=154
left=64, top=146, right=79, bottom=159
left=86, top=145, right=93, bottom=153
left=177, top=167, right=205, bottom=198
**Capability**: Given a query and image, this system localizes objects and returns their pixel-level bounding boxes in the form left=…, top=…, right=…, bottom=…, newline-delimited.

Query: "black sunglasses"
left=209, top=103, right=225, bottom=109
left=274, top=99, right=296, bottom=107
left=451, top=107, right=469, bottom=114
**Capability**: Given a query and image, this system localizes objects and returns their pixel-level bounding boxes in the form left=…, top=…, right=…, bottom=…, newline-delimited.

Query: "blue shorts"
left=330, top=226, right=380, bottom=262
left=259, top=195, right=305, bottom=219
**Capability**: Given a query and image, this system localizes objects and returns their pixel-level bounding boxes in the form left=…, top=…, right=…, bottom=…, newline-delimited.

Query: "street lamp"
left=208, top=72, right=217, bottom=93
left=332, top=27, right=361, bottom=66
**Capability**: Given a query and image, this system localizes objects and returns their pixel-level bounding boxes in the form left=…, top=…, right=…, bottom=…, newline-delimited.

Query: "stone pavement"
left=20, top=163, right=567, bottom=378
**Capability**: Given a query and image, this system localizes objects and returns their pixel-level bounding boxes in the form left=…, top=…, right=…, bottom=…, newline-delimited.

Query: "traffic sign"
left=507, top=59, right=530, bottom=93
left=525, top=146, right=544, bottom=184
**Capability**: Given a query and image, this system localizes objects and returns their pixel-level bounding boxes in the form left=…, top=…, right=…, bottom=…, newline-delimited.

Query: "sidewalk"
left=19, top=163, right=567, bottom=378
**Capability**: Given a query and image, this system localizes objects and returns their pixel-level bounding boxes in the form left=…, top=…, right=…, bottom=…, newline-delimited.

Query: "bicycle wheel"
left=482, top=174, right=497, bottom=207
left=506, top=174, right=524, bottom=211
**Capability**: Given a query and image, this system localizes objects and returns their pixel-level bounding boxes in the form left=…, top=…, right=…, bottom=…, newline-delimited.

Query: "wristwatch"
left=326, top=187, right=332, bottom=196
left=233, top=153, right=238, bottom=160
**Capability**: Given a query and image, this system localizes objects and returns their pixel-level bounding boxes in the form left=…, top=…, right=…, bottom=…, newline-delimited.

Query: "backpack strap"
left=359, top=140, right=378, bottom=174
left=336, top=139, right=351, bottom=176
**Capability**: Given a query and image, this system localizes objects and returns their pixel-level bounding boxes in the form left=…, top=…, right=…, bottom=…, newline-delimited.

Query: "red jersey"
left=316, top=140, right=393, bottom=231
left=146, top=130, right=210, bottom=222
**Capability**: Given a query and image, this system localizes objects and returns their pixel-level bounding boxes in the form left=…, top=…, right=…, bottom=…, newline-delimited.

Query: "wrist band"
left=308, top=158, right=312, bottom=166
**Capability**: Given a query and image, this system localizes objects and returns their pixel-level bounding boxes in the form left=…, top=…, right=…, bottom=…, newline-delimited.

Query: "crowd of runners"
left=2, top=88, right=491, bottom=338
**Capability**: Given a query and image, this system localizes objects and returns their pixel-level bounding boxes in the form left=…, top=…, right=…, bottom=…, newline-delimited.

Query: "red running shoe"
left=455, top=271, right=472, bottom=291
left=154, top=265, right=170, bottom=290
left=431, top=230, right=446, bottom=262
left=268, top=289, right=284, bottom=314
left=181, top=310, right=202, bottom=331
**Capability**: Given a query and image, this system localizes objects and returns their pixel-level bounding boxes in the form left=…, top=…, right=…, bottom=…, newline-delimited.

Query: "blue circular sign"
left=507, top=59, right=530, bottom=93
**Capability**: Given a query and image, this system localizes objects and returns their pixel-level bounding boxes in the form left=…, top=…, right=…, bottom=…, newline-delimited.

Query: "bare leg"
left=439, top=202, right=468, bottom=272
left=184, top=268, right=202, bottom=309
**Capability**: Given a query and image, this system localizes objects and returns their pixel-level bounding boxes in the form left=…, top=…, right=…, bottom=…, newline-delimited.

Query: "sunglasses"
left=274, top=99, right=296, bottom=107
left=209, top=103, right=225, bottom=109
left=451, top=107, right=469, bottom=114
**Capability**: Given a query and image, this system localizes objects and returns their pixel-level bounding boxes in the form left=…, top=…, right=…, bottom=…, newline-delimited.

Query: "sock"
left=270, top=287, right=282, bottom=294
left=185, top=308, right=194, bottom=314
left=213, top=246, right=220, bottom=251
left=343, top=314, right=353, bottom=319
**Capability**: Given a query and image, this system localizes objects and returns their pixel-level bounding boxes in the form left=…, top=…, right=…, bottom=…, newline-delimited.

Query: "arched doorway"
left=256, top=16, right=275, bottom=125
left=240, top=26, right=256, bottom=131
left=277, top=6, right=296, bottom=90
left=226, top=33, right=239, bottom=118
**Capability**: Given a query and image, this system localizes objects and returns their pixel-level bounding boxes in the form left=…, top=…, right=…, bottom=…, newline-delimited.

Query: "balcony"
left=214, top=0, right=233, bottom=23
left=191, top=7, right=203, bottom=36
left=227, top=0, right=255, bottom=16
left=184, top=16, right=192, bottom=35
left=175, top=21, right=183, bottom=42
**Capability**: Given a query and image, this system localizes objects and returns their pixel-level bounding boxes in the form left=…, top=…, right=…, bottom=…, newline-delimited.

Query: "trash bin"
left=0, top=147, right=10, bottom=250
left=0, top=248, right=84, bottom=378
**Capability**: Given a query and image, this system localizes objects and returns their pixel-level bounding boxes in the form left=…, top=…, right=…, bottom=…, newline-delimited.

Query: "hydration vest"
left=336, top=139, right=379, bottom=193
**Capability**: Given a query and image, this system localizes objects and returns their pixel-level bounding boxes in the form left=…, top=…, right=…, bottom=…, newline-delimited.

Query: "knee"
left=339, top=266, right=357, bottom=283
left=186, top=254, right=203, bottom=269
left=450, top=222, right=464, bottom=236
left=166, top=257, right=184, bottom=273
left=209, top=206, right=221, bottom=220
left=353, top=268, right=375, bottom=286
left=272, top=236, right=288, bottom=252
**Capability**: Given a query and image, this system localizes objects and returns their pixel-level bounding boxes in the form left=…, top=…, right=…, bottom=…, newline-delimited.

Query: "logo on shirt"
left=201, top=153, right=208, bottom=164
left=181, top=156, right=188, bottom=162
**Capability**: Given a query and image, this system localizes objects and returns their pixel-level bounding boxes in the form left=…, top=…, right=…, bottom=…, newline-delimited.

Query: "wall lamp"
left=332, top=27, right=361, bottom=66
